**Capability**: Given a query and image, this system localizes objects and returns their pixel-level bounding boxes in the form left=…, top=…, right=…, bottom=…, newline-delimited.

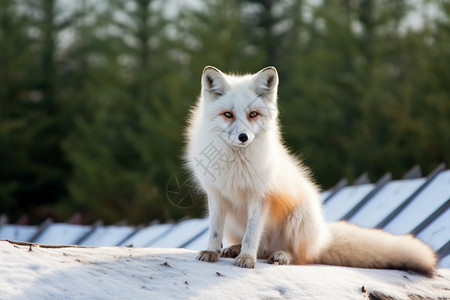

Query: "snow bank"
left=0, top=240, right=449, bottom=300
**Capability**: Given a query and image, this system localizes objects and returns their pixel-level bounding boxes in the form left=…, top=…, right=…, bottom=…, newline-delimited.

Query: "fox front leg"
left=197, top=192, right=225, bottom=263
left=235, top=200, right=266, bottom=268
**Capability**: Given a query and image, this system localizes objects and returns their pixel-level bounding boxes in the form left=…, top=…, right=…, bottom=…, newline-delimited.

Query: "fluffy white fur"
left=185, top=66, right=437, bottom=276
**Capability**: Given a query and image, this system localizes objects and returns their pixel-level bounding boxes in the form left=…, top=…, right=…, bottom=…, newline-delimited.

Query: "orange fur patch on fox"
left=294, top=243, right=314, bottom=265
left=265, top=190, right=300, bottom=224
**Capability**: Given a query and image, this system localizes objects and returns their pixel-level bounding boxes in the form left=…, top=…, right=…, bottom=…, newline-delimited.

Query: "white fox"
left=184, top=66, right=437, bottom=276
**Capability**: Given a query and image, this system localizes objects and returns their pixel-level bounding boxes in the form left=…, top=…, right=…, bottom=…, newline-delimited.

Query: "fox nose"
left=238, top=133, right=248, bottom=143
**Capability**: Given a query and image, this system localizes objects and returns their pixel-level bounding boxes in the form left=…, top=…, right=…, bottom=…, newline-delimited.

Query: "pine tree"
left=280, top=0, right=419, bottom=187
left=64, top=0, right=194, bottom=224
left=176, top=0, right=263, bottom=74
left=0, top=0, right=36, bottom=215
left=0, top=0, right=77, bottom=221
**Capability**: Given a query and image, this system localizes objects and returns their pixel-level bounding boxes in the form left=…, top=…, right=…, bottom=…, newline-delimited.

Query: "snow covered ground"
left=1, top=240, right=449, bottom=300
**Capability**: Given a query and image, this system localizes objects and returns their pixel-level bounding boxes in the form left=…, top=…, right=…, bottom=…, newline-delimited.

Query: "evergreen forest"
left=1, top=0, right=449, bottom=224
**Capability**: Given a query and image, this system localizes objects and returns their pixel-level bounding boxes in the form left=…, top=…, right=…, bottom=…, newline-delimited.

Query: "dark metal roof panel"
left=33, top=223, right=91, bottom=245
left=0, top=224, right=38, bottom=242
left=323, top=184, right=375, bottom=221
left=349, top=178, right=426, bottom=228
left=383, top=170, right=450, bottom=235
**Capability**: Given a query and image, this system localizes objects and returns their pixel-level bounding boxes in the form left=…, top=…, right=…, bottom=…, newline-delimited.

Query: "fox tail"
left=316, top=221, right=438, bottom=277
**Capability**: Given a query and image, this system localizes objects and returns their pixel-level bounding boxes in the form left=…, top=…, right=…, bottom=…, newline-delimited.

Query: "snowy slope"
left=1, top=240, right=449, bottom=300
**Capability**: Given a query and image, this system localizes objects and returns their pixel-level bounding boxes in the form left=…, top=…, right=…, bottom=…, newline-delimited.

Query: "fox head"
left=200, top=66, right=279, bottom=148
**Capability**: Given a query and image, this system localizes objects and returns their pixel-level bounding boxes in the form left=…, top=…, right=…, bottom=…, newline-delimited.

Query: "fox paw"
left=197, top=250, right=219, bottom=263
left=221, top=244, right=241, bottom=258
left=235, top=254, right=256, bottom=268
left=268, top=251, right=291, bottom=265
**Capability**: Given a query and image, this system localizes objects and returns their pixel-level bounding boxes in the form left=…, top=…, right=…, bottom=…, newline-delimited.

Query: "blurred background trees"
left=1, top=0, right=449, bottom=224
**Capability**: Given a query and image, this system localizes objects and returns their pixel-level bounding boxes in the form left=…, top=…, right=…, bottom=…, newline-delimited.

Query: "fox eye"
left=223, top=112, right=233, bottom=118
left=249, top=111, right=259, bottom=118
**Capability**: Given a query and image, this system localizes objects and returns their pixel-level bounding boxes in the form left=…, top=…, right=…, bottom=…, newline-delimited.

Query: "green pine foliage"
left=0, top=0, right=449, bottom=224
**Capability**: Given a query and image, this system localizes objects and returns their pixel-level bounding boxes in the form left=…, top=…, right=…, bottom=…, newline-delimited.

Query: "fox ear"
left=202, top=66, right=228, bottom=99
left=252, top=66, right=278, bottom=100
